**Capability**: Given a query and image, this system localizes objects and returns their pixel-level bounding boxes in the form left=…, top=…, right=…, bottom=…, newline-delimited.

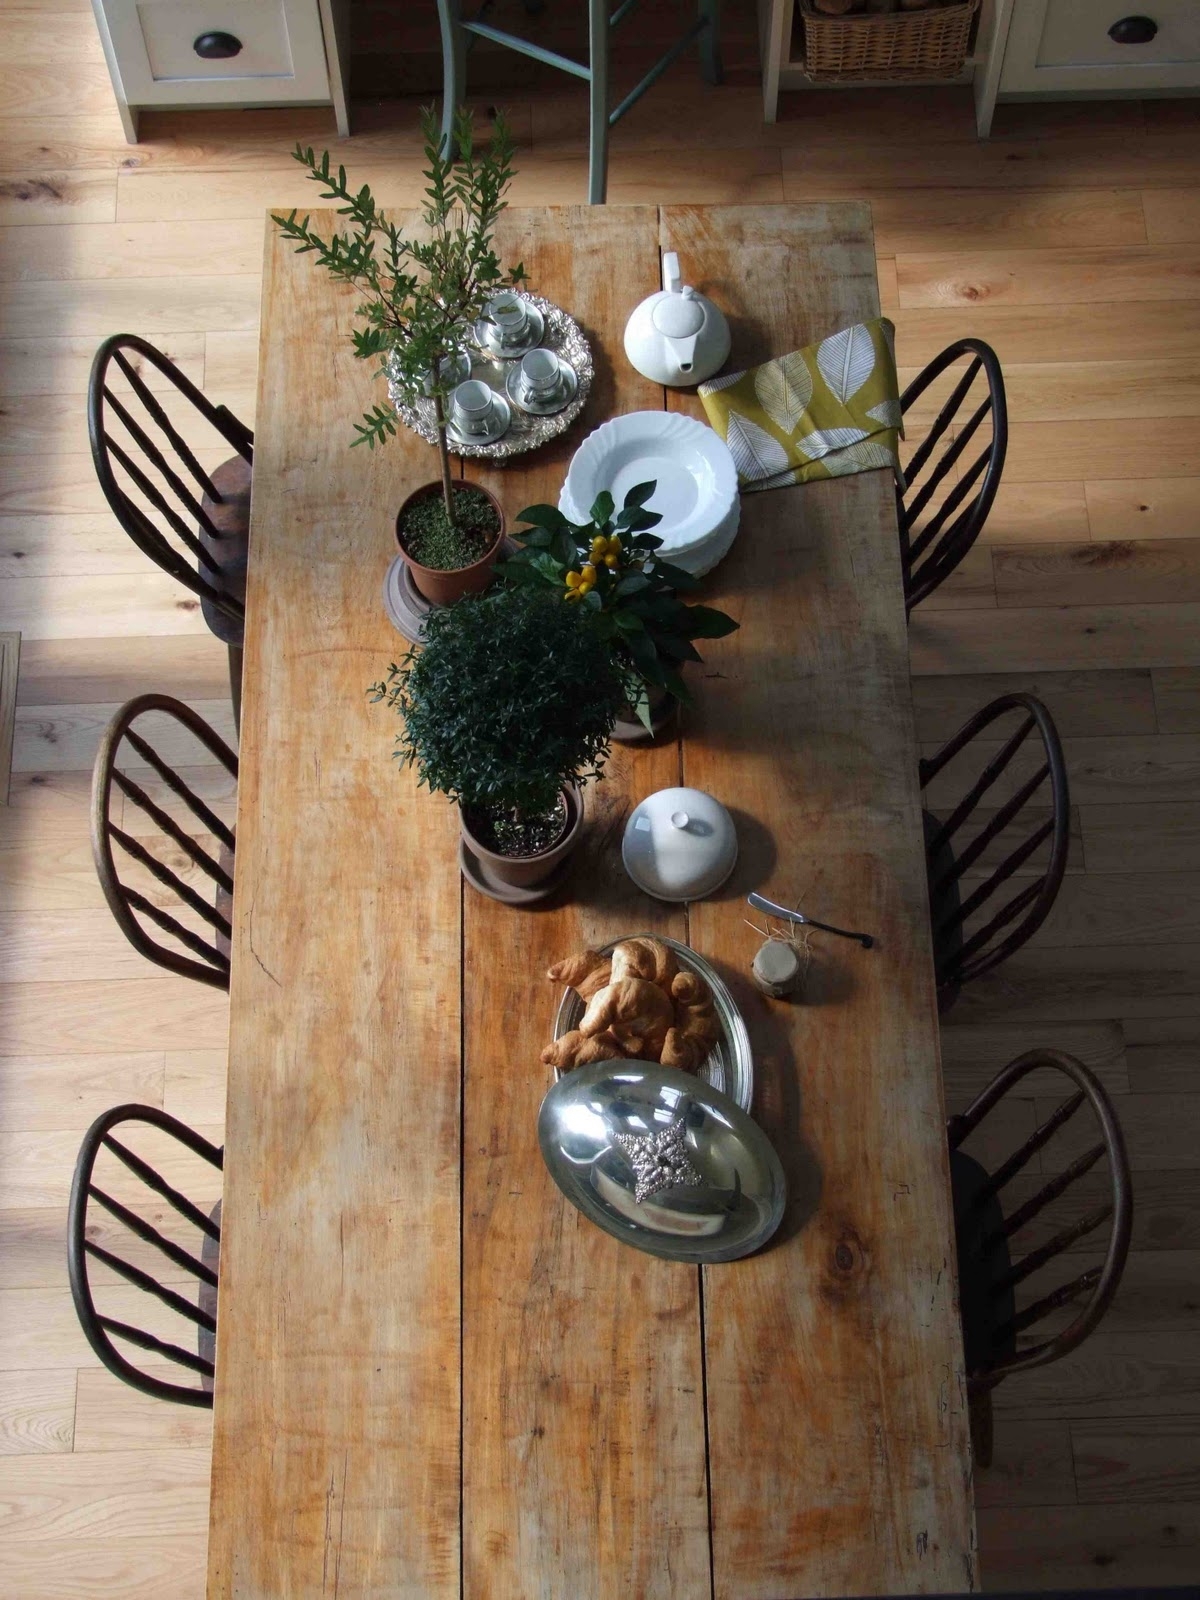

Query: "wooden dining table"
left=207, top=202, right=976, bottom=1599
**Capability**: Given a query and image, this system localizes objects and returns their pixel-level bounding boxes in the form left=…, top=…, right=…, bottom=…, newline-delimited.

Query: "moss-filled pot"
left=396, top=480, right=505, bottom=606
left=460, top=784, right=583, bottom=891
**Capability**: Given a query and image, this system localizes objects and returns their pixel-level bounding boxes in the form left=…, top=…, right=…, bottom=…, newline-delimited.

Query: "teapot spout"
left=669, top=332, right=700, bottom=379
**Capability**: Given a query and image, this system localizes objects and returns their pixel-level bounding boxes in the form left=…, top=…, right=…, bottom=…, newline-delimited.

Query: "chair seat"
left=923, top=809, right=963, bottom=1013
left=949, top=1148, right=1017, bottom=1381
left=198, top=455, right=250, bottom=648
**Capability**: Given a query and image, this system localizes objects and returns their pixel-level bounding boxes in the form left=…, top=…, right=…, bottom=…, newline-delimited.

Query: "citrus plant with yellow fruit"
left=495, top=481, right=738, bottom=731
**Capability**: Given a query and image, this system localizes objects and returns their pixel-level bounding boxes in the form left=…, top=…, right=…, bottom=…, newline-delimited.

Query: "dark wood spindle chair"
left=87, top=333, right=253, bottom=726
left=68, top=1104, right=223, bottom=1407
left=91, top=694, right=238, bottom=991
left=899, top=337, right=1007, bottom=614
left=920, top=692, right=1070, bottom=1013
left=948, top=1049, right=1132, bottom=1466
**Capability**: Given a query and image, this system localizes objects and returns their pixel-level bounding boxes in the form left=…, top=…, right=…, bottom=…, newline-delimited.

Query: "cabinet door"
left=1000, top=0, right=1200, bottom=93
left=97, top=0, right=331, bottom=106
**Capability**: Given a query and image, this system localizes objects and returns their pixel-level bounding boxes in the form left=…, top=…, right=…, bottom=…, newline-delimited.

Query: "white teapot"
left=623, top=252, right=731, bottom=388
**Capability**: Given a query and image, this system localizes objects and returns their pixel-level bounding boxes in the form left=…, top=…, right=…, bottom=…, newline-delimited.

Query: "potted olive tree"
left=496, top=481, right=739, bottom=732
left=273, top=107, right=527, bottom=604
left=369, top=587, right=634, bottom=898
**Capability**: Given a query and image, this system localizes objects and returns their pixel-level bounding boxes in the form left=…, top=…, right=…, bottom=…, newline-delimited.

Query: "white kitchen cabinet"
left=92, top=0, right=351, bottom=141
left=976, top=0, right=1200, bottom=134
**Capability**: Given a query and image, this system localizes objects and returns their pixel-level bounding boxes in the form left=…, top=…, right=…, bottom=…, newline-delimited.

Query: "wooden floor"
left=1, top=5, right=1198, bottom=1596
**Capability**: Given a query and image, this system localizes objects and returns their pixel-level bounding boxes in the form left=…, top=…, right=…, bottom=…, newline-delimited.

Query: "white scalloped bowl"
left=564, top=411, right=738, bottom=559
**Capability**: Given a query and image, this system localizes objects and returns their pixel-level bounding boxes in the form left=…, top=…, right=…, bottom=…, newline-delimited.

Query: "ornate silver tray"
left=386, top=293, right=593, bottom=461
left=552, top=934, right=753, bottom=1114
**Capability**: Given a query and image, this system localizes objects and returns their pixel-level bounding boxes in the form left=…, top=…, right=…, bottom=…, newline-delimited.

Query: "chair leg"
left=227, top=644, right=243, bottom=739
left=587, top=0, right=609, bottom=205
left=437, top=0, right=466, bottom=156
left=698, top=0, right=723, bottom=85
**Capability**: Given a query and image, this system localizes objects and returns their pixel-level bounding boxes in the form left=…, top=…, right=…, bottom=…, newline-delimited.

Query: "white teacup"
left=450, top=379, right=498, bottom=437
left=518, top=348, right=562, bottom=403
left=487, top=291, right=529, bottom=346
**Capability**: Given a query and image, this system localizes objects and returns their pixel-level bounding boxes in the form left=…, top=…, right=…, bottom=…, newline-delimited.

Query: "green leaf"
left=589, top=490, right=615, bottom=527
left=516, top=503, right=569, bottom=532
left=614, top=610, right=645, bottom=634
left=684, top=605, right=740, bottom=639
left=549, top=528, right=576, bottom=568
left=649, top=558, right=697, bottom=591
left=516, top=527, right=553, bottom=550
left=528, top=551, right=566, bottom=584
left=581, top=587, right=603, bottom=611
left=614, top=571, right=651, bottom=597
left=622, top=480, right=656, bottom=510
left=623, top=629, right=666, bottom=687
left=652, top=633, right=703, bottom=663
left=662, top=664, right=692, bottom=704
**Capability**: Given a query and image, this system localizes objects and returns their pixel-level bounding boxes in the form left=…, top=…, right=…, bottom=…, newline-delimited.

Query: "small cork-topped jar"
left=751, top=937, right=803, bottom=999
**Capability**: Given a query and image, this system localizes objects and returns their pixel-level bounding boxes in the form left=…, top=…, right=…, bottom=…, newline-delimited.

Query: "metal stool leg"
left=437, top=0, right=466, bottom=155
left=587, top=0, right=609, bottom=204
left=698, top=0, right=723, bottom=84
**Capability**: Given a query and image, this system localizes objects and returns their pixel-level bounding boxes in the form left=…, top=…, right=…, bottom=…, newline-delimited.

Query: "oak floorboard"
left=0, top=1535, right=207, bottom=1600
left=0, top=976, right=229, bottom=1055
left=0, top=275, right=261, bottom=336
left=976, top=1500, right=1200, bottom=1590
left=1085, top=479, right=1200, bottom=542
left=976, top=481, right=1091, bottom=545
left=911, top=668, right=1158, bottom=741
left=0, top=219, right=263, bottom=283
left=0, top=172, right=116, bottom=228
left=892, top=299, right=1200, bottom=367
left=993, top=539, right=1200, bottom=608
left=14, top=634, right=230, bottom=705
left=0, top=1369, right=74, bottom=1455
left=1142, top=188, right=1200, bottom=244
left=1081, top=801, right=1200, bottom=873
left=974, top=1419, right=1077, bottom=1510
left=1038, top=1093, right=1200, bottom=1171
left=783, top=185, right=1148, bottom=252
left=992, top=1330, right=1200, bottom=1419
left=895, top=244, right=1200, bottom=308
left=910, top=604, right=1200, bottom=675
left=1123, top=1016, right=1200, bottom=1094
left=74, top=1368, right=213, bottom=1454
left=1153, top=667, right=1200, bottom=733
left=0, top=1049, right=163, bottom=1130
left=950, top=942, right=1200, bottom=1024
left=939, top=1019, right=1128, bottom=1101
left=0, top=1447, right=212, bottom=1541
left=996, top=1167, right=1200, bottom=1256
left=1073, top=1416, right=1200, bottom=1505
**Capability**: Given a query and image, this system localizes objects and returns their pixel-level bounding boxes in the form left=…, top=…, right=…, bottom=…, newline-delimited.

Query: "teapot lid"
left=652, top=290, right=705, bottom=340
left=622, top=786, right=738, bottom=901
left=538, top=1060, right=786, bottom=1262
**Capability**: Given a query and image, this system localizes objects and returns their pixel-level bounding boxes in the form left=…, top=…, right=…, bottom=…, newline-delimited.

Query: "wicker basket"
left=799, top=0, right=979, bottom=82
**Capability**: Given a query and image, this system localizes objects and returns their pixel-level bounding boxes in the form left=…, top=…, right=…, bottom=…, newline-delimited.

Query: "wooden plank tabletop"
left=208, top=202, right=975, bottom=1599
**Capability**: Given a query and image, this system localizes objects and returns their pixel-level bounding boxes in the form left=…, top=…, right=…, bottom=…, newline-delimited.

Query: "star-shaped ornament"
left=614, top=1119, right=703, bottom=1205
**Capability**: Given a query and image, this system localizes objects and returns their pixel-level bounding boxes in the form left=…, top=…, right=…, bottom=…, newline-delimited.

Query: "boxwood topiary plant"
left=368, top=586, right=635, bottom=853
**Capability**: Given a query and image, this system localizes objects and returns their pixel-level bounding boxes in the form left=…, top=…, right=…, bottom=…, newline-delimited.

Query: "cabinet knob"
left=1108, top=15, right=1158, bottom=45
left=193, top=31, right=243, bottom=60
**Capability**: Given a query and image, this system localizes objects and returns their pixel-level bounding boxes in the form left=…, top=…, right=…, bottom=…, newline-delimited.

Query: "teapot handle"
left=662, top=251, right=681, bottom=296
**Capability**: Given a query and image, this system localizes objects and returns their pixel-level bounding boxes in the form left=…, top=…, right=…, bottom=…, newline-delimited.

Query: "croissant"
left=547, top=951, right=613, bottom=1000
left=541, top=1028, right=630, bottom=1070
left=578, top=976, right=674, bottom=1060
left=660, top=968, right=720, bottom=1072
left=610, top=936, right=679, bottom=989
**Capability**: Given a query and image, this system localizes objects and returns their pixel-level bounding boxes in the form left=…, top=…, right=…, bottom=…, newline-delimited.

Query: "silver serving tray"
left=552, top=934, right=753, bottom=1114
left=387, top=293, right=593, bottom=461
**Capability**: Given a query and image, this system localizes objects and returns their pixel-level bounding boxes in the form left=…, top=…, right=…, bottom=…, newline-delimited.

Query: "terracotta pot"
left=460, top=785, right=583, bottom=891
left=396, top=480, right=505, bottom=607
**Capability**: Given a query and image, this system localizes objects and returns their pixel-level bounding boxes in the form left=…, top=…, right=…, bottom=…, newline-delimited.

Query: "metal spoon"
left=747, top=892, right=875, bottom=950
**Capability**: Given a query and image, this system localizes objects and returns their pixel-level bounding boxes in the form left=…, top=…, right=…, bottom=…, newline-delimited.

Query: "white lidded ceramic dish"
left=564, top=412, right=738, bottom=565
left=622, top=787, right=738, bottom=902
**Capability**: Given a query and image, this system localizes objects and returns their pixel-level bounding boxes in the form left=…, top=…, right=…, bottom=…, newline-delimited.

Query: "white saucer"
left=447, top=389, right=512, bottom=448
left=473, top=297, right=545, bottom=360
left=506, top=354, right=578, bottom=416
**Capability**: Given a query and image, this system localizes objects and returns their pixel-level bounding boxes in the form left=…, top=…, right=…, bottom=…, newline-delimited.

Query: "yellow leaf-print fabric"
left=699, top=318, right=903, bottom=492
